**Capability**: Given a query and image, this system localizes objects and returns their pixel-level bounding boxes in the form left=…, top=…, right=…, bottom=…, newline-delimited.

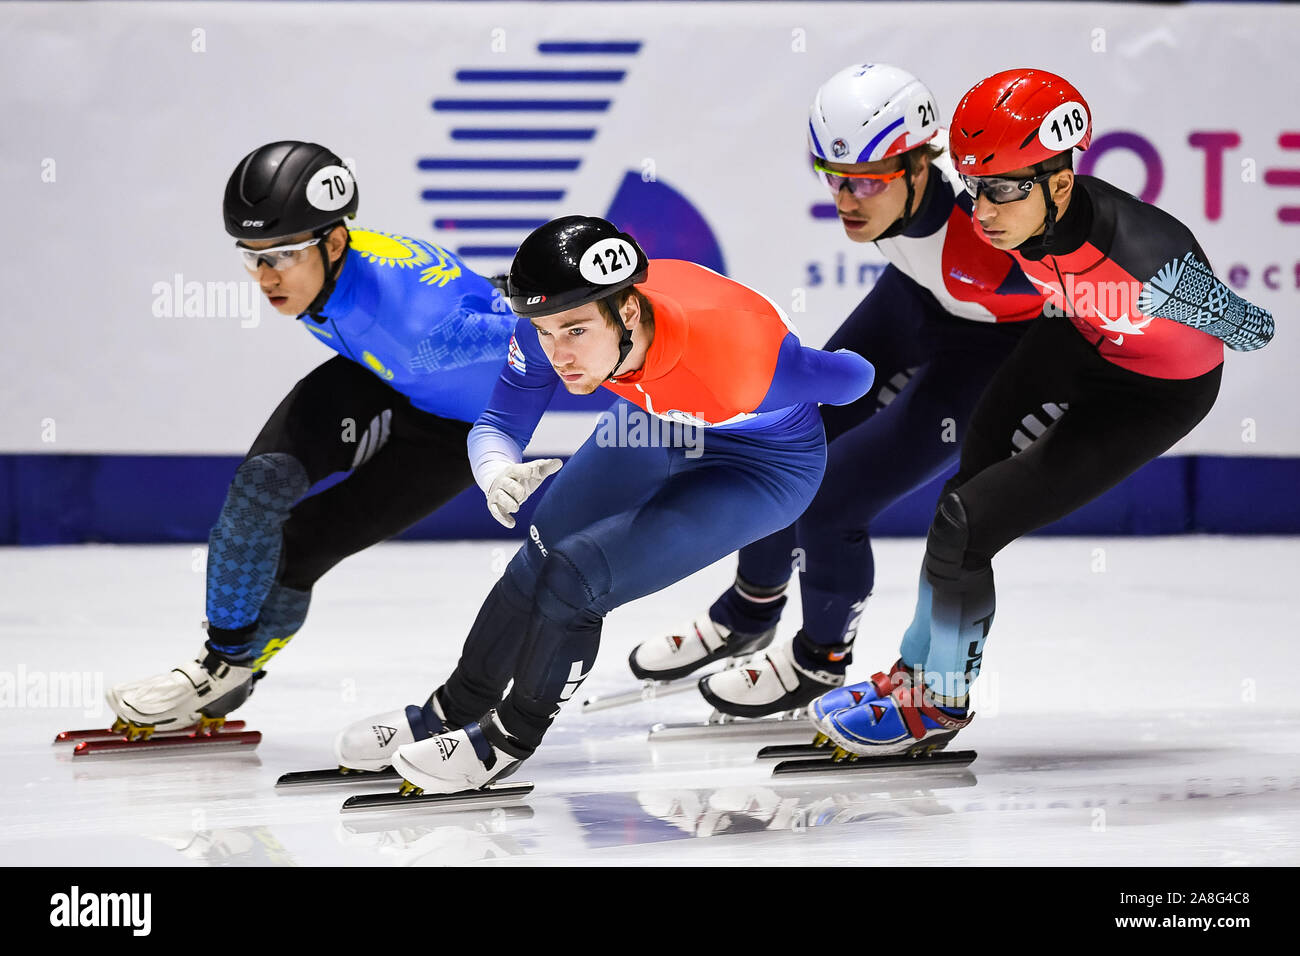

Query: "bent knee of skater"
left=929, top=492, right=970, bottom=542
left=534, top=534, right=613, bottom=618
left=232, top=453, right=310, bottom=501
left=924, top=492, right=988, bottom=579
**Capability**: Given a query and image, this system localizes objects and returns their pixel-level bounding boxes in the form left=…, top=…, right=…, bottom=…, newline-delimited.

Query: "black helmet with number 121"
left=508, top=216, right=650, bottom=377
left=507, top=216, right=649, bottom=318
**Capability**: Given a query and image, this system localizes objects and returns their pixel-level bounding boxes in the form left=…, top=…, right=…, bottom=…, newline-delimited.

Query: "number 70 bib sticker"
left=1038, top=101, right=1089, bottom=151
left=306, top=164, right=356, bottom=212
left=580, top=237, right=638, bottom=285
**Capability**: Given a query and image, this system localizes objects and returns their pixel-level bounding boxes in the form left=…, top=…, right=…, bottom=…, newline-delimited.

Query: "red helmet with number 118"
left=949, top=69, right=1092, bottom=176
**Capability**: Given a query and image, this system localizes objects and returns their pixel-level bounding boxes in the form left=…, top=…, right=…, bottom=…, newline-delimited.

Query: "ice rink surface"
left=2, top=536, right=1297, bottom=867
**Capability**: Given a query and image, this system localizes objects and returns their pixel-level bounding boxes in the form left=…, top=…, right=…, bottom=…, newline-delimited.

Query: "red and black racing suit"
left=914, top=175, right=1242, bottom=705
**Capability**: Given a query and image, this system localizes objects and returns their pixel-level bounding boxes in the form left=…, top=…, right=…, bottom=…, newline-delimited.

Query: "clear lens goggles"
left=812, top=157, right=906, bottom=199
left=960, top=171, right=1054, bottom=205
left=237, top=236, right=321, bottom=272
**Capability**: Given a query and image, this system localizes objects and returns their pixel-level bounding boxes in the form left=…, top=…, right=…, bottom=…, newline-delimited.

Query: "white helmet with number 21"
left=809, top=63, right=941, bottom=164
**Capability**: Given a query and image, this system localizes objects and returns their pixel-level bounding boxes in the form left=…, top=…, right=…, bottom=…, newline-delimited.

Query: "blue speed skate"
left=808, top=659, right=914, bottom=745
left=822, top=681, right=973, bottom=760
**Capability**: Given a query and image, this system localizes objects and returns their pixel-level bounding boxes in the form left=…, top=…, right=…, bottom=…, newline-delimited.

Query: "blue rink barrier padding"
left=1, top=453, right=1297, bottom=546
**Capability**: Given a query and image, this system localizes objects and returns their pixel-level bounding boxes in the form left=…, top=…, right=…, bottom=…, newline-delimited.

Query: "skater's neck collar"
left=608, top=284, right=682, bottom=385
left=897, top=164, right=948, bottom=239
left=1015, top=177, right=1094, bottom=261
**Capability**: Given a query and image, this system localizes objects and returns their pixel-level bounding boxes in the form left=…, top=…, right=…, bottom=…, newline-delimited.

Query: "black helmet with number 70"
left=507, top=216, right=649, bottom=319
left=223, top=141, right=358, bottom=241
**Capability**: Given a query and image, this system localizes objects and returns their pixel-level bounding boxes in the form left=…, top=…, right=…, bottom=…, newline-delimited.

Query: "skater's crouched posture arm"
left=107, top=141, right=519, bottom=736
left=812, top=69, right=1274, bottom=759
left=335, top=216, right=874, bottom=792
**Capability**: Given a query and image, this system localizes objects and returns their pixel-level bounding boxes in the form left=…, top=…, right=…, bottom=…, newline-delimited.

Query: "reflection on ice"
left=336, top=807, right=536, bottom=866
left=624, top=775, right=979, bottom=841
left=151, top=827, right=297, bottom=867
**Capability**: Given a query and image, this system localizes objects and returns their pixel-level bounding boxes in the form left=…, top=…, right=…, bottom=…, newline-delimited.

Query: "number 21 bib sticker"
left=580, top=237, right=637, bottom=285
left=306, top=164, right=356, bottom=212
left=1038, top=101, right=1089, bottom=151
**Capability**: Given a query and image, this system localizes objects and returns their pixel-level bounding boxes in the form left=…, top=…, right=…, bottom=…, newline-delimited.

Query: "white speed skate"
left=698, top=632, right=843, bottom=719
left=391, top=713, right=525, bottom=796
left=334, top=694, right=453, bottom=772
left=582, top=614, right=776, bottom=713
left=628, top=614, right=776, bottom=682
left=106, top=649, right=261, bottom=739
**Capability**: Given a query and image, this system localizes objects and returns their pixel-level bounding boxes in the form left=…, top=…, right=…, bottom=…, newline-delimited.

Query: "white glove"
left=485, top=458, right=563, bottom=529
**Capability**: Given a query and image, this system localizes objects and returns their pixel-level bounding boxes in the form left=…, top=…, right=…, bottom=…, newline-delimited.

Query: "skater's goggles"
left=959, top=170, right=1055, bottom=205
left=237, top=237, right=322, bottom=272
left=812, top=158, right=906, bottom=199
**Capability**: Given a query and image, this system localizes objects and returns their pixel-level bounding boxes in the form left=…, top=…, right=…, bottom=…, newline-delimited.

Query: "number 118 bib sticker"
left=1038, top=101, right=1089, bottom=151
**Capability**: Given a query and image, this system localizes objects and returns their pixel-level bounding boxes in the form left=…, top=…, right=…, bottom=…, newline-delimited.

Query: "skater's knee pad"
left=534, top=533, right=613, bottom=623
left=924, top=493, right=991, bottom=591
left=924, top=492, right=973, bottom=584
left=225, top=453, right=310, bottom=525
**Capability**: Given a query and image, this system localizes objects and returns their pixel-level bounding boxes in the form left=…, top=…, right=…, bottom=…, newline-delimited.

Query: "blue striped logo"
left=419, top=38, right=725, bottom=279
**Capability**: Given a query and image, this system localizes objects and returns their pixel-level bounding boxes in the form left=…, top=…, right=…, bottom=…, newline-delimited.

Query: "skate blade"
left=340, top=782, right=534, bottom=814
left=54, top=720, right=247, bottom=744
left=71, top=730, right=262, bottom=758
left=580, top=677, right=700, bottom=712
left=275, top=767, right=401, bottom=790
left=648, top=711, right=810, bottom=743
left=771, top=750, right=977, bottom=776
left=756, top=742, right=835, bottom=761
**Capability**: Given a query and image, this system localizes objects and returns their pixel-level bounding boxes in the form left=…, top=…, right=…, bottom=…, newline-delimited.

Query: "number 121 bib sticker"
left=580, top=237, right=638, bottom=285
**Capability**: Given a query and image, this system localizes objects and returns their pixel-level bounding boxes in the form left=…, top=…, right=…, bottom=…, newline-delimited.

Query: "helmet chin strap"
left=1040, top=179, right=1059, bottom=243
left=872, top=164, right=919, bottom=241
left=302, top=225, right=348, bottom=321
left=605, top=293, right=636, bottom=380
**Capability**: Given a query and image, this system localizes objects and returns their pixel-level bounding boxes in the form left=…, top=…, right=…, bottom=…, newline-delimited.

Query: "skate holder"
left=275, top=767, right=401, bottom=790
left=647, top=709, right=811, bottom=742
left=581, top=678, right=699, bottom=713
